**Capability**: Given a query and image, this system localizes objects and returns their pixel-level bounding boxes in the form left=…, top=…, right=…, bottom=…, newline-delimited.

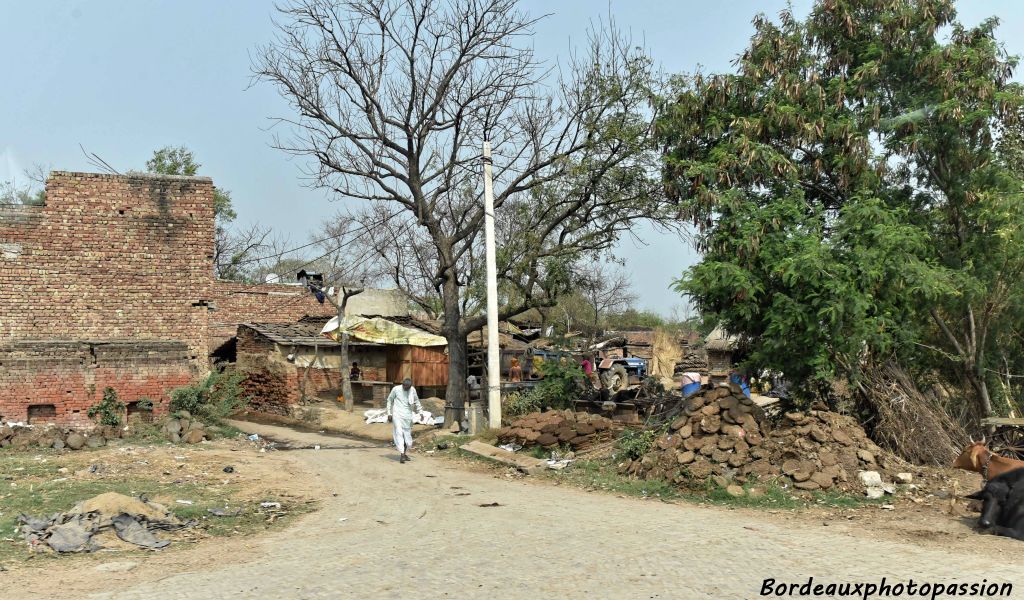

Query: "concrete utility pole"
left=483, top=141, right=501, bottom=429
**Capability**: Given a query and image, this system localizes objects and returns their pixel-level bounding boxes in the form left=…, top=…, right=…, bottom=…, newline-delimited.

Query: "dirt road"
left=11, top=422, right=1022, bottom=600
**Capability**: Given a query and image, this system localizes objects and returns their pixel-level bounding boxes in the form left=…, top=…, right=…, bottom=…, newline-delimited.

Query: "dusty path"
left=10, top=422, right=1022, bottom=600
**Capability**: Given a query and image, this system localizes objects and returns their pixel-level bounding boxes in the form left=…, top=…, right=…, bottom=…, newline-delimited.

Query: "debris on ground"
left=460, top=440, right=548, bottom=474
left=161, top=413, right=208, bottom=444
left=18, top=492, right=196, bottom=553
left=622, top=384, right=914, bottom=494
left=496, top=410, right=618, bottom=451
left=0, top=421, right=126, bottom=451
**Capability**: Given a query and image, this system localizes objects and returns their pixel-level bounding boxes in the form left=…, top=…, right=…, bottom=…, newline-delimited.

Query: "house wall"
left=0, top=172, right=214, bottom=424
left=386, top=345, right=449, bottom=388
left=208, top=281, right=337, bottom=353
left=236, top=326, right=395, bottom=412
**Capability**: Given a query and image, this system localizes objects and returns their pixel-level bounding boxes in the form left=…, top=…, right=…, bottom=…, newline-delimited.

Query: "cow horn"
left=969, top=434, right=975, bottom=443
left=981, top=435, right=988, bottom=446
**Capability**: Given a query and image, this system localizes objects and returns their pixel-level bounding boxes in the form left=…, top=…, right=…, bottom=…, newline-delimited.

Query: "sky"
left=2, top=0, right=1022, bottom=316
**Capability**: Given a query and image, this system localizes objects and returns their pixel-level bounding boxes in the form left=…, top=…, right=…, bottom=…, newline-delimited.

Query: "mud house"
left=236, top=315, right=449, bottom=413
left=704, top=325, right=740, bottom=379
left=0, top=170, right=404, bottom=426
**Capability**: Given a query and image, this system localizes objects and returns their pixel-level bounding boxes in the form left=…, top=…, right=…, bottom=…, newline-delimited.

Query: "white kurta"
left=386, top=384, right=422, bottom=453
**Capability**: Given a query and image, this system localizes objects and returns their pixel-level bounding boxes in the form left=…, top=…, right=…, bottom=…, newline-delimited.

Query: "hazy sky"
left=2, top=1, right=1022, bottom=315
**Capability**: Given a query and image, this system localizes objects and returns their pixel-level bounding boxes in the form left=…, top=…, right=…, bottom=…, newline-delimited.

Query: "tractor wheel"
left=603, top=365, right=629, bottom=393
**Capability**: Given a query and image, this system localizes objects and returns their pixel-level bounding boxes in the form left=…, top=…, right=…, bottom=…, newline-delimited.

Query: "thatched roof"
left=704, top=325, right=739, bottom=352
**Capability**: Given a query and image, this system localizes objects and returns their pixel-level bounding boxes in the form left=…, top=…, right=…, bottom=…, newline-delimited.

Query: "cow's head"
left=953, top=441, right=989, bottom=471
left=967, top=480, right=1010, bottom=528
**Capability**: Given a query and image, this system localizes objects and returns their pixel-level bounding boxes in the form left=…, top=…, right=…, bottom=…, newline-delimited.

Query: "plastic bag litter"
left=498, top=443, right=523, bottom=453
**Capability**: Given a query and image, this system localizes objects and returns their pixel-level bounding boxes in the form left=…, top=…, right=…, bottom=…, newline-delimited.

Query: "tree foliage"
left=660, top=0, right=1024, bottom=417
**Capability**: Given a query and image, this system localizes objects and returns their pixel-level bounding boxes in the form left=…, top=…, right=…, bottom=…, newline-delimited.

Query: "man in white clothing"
left=386, top=377, right=422, bottom=463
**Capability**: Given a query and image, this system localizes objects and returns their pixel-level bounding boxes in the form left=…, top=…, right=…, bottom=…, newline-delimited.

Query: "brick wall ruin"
left=0, top=170, right=414, bottom=426
left=208, top=281, right=337, bottom=353
left=0, top=172, right=214, bottom=424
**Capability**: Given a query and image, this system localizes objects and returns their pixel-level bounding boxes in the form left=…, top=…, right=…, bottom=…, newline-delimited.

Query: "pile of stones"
left=0, top=422, right=123, bottom=451
left=160, top=412, right=208, bottom=444
left=497, top=410, right=616, bottom=451
left=0, top=412, right=208, bottom=450
left=621, top=384, right=902, bottom=493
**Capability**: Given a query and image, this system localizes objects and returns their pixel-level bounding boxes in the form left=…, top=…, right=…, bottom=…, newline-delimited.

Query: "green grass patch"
left=540, top=459, right=682, bottom=500
left=0, top=453, right=311, bottom=565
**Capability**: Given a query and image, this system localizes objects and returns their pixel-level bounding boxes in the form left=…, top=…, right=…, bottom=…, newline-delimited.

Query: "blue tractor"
left=598, top=357, right=648, bottom=393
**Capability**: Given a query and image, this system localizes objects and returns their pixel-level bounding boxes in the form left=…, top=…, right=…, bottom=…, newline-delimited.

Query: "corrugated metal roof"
left=241, top=322, right=382, bottom=348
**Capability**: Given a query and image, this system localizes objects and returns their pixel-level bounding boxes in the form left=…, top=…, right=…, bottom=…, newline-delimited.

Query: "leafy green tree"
left=0, top=180, right=44, bottom=206
left=659, top=0, right=1024, bottom=417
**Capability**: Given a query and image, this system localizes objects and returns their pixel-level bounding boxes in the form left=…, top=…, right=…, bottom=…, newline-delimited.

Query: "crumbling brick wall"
left=0, top=340, right=192, bottom=426
left=0, top=172, right=214, bottom=424
left=208, top=281, right=336, bottom=354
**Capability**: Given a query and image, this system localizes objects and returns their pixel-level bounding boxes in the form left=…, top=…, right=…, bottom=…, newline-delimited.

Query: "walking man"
left=386, top=377, right=422, bottom=463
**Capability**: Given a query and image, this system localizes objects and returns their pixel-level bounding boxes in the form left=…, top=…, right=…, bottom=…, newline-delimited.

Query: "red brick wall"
left=0, top=172, right=213, bottom=425
left=0, top=340, right=189, bottom=426
left=208, top=281, right=336, bottom=353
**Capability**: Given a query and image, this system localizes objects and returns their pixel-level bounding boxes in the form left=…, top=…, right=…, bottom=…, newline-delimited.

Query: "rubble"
left=496, top=410, right=618, bottom=451
left=18, top=492, right=196, bottom=553
left=620, top=384, right=907, bottom=494
left=0, top=415, right=208, bottom=451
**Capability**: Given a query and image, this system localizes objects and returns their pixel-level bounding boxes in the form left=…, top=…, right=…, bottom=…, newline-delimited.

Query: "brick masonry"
left=0, top=170, right=412, bottom=426
left=208, top=281, right=336, bottom=353
left=0, top=171, right=219, bottom=425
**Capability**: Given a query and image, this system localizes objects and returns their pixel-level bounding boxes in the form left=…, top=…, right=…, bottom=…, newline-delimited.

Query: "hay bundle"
left=855, top=361, right=967, bottom=466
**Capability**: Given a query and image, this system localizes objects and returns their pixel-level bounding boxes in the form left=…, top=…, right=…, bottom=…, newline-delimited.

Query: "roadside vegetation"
left=425, top=434, right=881, bottom=511
left=0, top=447, right=311, bottom=565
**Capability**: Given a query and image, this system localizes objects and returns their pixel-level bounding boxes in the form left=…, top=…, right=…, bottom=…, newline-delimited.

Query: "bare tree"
left=579, top=263, right=637, bottom=340
left=215, top=223, right=275, bottom=281
left=254, top=0, right=674, bottom=417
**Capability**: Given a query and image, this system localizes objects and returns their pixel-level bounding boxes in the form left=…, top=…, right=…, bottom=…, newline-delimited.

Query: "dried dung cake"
left=497, top=410, right=617, bottom=451
left=619, top=385, right=902, bottom=493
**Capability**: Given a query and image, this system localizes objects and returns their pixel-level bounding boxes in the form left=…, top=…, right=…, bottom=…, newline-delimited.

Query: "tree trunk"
left=442, top=277, right=468, bottom=428
left=342, top=332, right=353, bottom=412
left=966, top=369, right=993, bottom=418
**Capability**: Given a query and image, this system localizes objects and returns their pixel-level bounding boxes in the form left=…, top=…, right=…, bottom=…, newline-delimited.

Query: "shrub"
left=88, top=387, right=125, bottom=427
left=503, top=390, right=542, bottom=418
left=169, top=370, right=248, bottom=421
left=531, top=360, right=585, bottom=410
left=615, top=427, right=663, bottom=461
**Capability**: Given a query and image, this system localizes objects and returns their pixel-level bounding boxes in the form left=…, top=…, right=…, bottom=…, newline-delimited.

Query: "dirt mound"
left=497, top=410, right=618, bottom=451
left=75, top=492, right=169, bottom=521
left=622, top=385, right=903, bottom=493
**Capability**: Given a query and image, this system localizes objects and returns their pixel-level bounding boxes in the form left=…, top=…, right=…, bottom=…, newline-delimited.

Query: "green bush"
left=169, top=370, right=247, bottom=421
left=531, top=360, right=585, bottom=410
left=88, top=387, right=125, bottom=427
left=503, top=390, right=542, bottom=418
left=615, top=427, right=663, bottom=461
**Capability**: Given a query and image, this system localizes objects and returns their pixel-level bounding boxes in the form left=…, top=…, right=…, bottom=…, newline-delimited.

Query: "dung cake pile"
left=622, top=385, right=901, bottom=493
left=497, top=410, right=616, bottom=451
left=674, top=352, right=708, bottom=373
